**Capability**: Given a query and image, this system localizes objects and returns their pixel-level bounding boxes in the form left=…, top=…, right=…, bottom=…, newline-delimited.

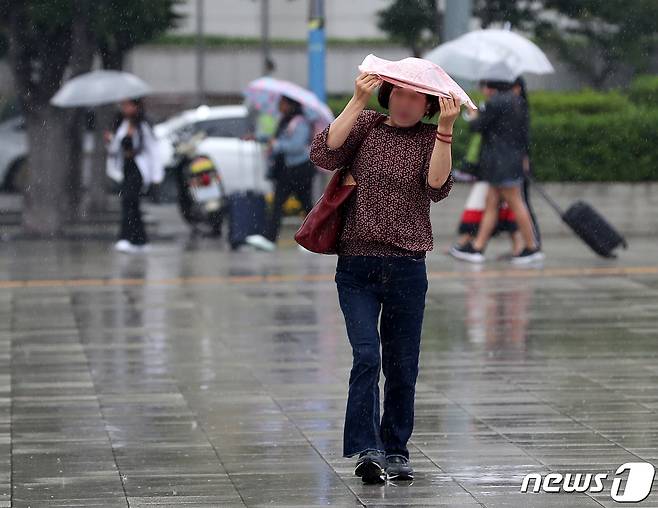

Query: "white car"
left=0, top=105, right=272, bottom=196
left=154, top=105, right=271, bottom=196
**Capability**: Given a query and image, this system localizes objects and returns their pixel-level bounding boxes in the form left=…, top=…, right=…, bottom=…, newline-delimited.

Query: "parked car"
left=0, top=104, right=305, bottom=217
left=154, top=105, right=272, bottom=202
left=0, top=104, right=271, bottom=195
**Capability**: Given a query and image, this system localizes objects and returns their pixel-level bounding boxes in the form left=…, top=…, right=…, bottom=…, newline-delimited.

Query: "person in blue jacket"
left=252, top=95, right=314, bottom=249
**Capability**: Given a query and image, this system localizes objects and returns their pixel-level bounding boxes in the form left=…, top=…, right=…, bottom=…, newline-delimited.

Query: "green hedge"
left=530, top=109, right=658, bottom=181
left=327, top=95, right=384, bottom=116
left=528, top=90, right=631, bottom=115
left=628, top=74, right=658, bottom=107
left=328, top=89, right=633, bottom=117
left=327, top=87, right=658, bottom=182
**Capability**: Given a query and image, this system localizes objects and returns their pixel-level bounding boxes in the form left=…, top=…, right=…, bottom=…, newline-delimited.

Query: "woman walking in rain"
left=450, top=78, right=543, bottom=263
left=106, top=99, right=163, bottom=253
left=310, top=71, right=460, bottom=483
left=246, top=95, right=315, bottom=252
left=451, top=76, right=541, bottom=260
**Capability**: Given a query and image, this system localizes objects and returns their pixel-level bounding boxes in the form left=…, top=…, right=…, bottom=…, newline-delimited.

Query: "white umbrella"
left=51, top=70, right=152, bottom=108
left=424, top=29, right=555, bottom=82
left=477, top=60, right=521, bottom=83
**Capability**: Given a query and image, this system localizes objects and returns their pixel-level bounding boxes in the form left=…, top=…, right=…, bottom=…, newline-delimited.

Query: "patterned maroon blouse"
left=310, top=109, right=454, bottom=257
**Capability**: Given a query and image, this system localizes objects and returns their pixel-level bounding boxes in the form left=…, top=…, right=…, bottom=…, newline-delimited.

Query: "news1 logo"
left=521, top=462, right=656, bottom=502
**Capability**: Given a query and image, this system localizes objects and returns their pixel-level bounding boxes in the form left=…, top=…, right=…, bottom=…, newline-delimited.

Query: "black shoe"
left=449, top=242, right=485, bottom=263
left=511, top=247, right=545, bottom=265
left=385, top=455, right=414, bottom=482
left=354, top=450, right=386, bottom=484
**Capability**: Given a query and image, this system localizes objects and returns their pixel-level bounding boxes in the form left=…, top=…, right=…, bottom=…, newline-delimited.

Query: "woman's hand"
left=323, top=73, right=382, bottom=151
left=354, top=72, right=382, bottom=107
left=438, top=91, right=462, bottom=131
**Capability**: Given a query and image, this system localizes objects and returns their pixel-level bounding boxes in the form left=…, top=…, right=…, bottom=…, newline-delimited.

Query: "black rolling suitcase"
left=227, top=142, right=268, bottom=250
left=531, top=179, right=627, bottom=258
left=227, top=191, right=266, bottom=250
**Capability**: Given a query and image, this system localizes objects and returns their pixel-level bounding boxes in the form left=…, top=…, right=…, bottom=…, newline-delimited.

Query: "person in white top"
left=106, top=99, right=163, bottom=253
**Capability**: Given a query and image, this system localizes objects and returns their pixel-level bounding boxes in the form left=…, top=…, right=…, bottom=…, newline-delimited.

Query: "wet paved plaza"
left=1, top=232, right=658, bottom=507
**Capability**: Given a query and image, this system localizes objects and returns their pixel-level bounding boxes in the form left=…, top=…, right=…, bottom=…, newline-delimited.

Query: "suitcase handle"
left=527, top=175, right=565, bottom=217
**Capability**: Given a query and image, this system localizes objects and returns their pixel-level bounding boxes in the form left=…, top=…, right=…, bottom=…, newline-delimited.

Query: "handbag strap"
left=360, top=113, right=386, bottom=150
left=345, top=113, right=386, bottom=183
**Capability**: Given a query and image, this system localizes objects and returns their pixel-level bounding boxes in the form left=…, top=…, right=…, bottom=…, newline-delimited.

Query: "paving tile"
left=3, top=237, right=658, bottom=506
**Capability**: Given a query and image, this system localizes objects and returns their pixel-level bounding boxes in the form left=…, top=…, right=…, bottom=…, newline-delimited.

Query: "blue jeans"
left=335, top=255, right=428, bottom=459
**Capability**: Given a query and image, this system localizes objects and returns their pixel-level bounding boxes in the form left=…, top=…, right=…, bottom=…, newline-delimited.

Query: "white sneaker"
left=114, top=240, right=135, bottom=253
left=245, top=234, right=276, bottom=252
left=114, top=240, right=148, bottom=254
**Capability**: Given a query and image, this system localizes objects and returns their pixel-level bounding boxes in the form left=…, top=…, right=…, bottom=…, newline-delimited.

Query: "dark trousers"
left=265, top=160, right=315, bottom=242
left=335, top=255, right=428, bottom=459
left=119, top=159, right=147, bottom=245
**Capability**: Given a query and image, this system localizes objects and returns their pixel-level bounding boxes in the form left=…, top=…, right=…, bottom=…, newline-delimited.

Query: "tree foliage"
left=0, top=0, right=181, bottom=235
left=376, top=0, right=440, bottom=57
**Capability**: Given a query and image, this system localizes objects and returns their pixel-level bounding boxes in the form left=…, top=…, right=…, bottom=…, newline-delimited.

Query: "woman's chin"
left=391, top=117, right=418, bottom=128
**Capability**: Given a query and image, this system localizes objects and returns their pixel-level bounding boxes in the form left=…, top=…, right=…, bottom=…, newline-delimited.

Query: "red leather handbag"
left=294, top=169, right=356, bottom=254
left=295, top=116, right=383, bottom=254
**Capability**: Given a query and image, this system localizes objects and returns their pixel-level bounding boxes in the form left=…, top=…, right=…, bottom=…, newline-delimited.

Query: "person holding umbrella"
left=450, top=74, right=543, bottom=264
left=106, top=98, right=163, bottom=253
left=50, top=70, right=161, bottom=253
left=246, top=95, right=314, bottom=251
left=242, top=77, right=334, bottom=252
left=424, top=29, right=552, bottom=262
left=309, top=54, right=472, bottom=483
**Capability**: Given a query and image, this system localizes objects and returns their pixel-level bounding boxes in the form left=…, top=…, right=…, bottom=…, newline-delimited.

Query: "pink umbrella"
left=243, top=77, right=334, bottom=136
left=358, top=54, right=477, bottom=110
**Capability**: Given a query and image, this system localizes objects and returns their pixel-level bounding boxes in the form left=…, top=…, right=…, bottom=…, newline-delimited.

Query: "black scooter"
left=171, top=132, right=225, bottom=237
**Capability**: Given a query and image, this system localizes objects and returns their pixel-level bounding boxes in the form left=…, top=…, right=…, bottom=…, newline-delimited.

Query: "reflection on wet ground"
left=2, top=236, right=658, bottom=507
